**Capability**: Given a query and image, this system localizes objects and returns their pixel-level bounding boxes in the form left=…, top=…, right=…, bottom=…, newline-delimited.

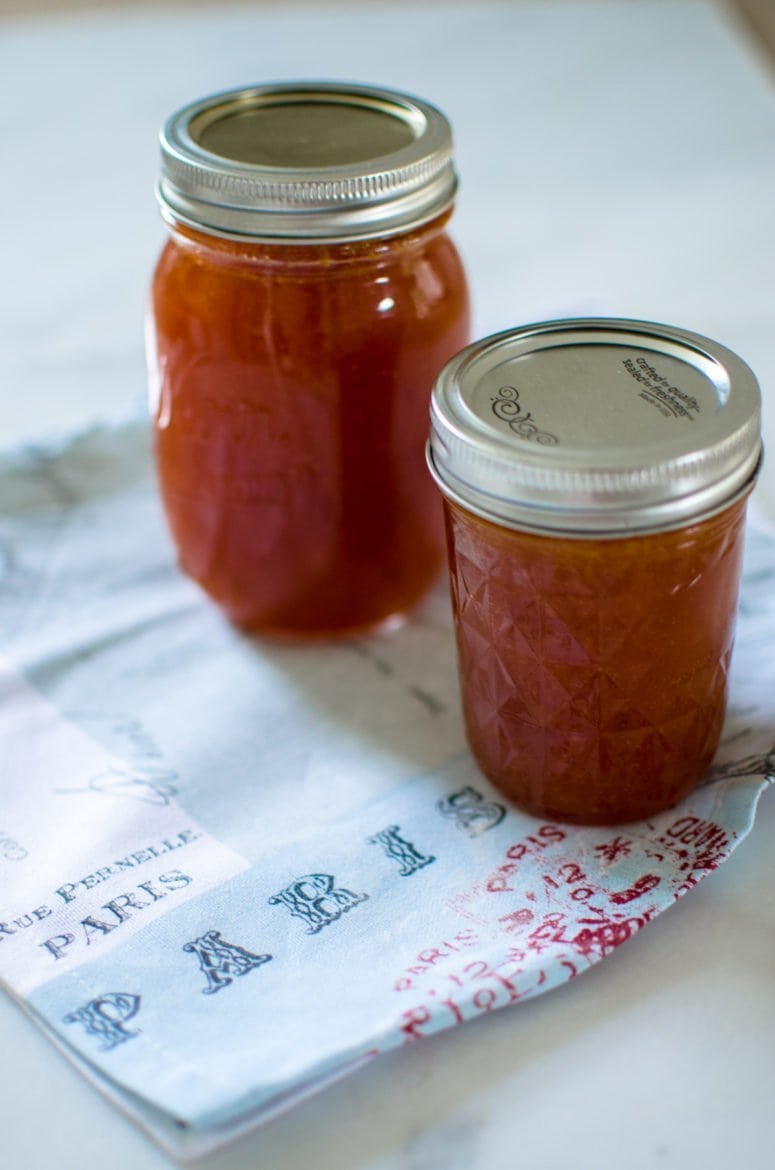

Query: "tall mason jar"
left=149, top=82, right=470, bottom=636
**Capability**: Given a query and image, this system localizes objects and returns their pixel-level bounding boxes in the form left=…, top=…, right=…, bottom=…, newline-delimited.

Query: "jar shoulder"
left=151, top=228, right=469, bottom=342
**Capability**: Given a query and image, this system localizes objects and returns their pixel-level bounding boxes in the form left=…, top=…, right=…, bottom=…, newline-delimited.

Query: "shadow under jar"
left=149, top=82, right=470, bottom=636
left=428, top=319, right=762, bottom=825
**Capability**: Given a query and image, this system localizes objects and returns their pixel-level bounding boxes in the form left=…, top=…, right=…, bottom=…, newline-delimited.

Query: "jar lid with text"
left=157, top=81, right=457, bottom=242
left=428, top=318, right=762, bottom=535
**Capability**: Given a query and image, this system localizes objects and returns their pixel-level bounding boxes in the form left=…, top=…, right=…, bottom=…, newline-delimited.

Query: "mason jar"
left=428, top=318, right=762, bottom=824
left=149, top=82, right=470, bottom=636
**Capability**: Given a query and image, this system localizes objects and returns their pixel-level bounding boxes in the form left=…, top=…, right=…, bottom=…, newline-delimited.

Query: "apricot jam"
left=444, top=497, right=748, bottom=824
left=148, top=83, right=470, bottom=635
left=429, top=319, right=762, bottom=824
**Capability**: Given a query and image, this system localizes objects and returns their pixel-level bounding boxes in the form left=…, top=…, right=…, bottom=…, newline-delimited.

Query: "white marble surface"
left=1, top=1, right=775, bottom=1167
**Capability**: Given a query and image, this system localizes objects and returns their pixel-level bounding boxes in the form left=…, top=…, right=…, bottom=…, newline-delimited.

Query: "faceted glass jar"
left=444, top=494, right=750, bottom=824
left=428, top=318, right=762, bottom=825
left=149, top=213, right=469, bottom=635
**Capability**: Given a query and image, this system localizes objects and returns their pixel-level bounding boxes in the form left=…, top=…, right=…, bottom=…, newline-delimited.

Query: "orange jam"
left=444, top=496, right=748, bottom=824
left=150, top=216, right=469, bottom=634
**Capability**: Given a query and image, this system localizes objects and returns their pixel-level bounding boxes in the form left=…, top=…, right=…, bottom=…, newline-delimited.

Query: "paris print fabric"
left=0, top=422, right=772, bottom=1158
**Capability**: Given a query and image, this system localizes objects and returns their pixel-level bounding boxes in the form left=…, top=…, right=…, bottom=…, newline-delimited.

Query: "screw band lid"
left=158, top=81, right=457, bottom=242
left=429, top=318, right=762, bottom=535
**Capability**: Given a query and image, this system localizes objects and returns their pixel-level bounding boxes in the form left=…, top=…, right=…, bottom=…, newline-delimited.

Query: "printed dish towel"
left=0, top=421, right=772, bottom=1158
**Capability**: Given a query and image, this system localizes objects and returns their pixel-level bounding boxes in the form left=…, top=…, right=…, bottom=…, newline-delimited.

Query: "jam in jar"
left=428, top=319, right=762, bottom=824
left=149, top=83, right=470, bottom=636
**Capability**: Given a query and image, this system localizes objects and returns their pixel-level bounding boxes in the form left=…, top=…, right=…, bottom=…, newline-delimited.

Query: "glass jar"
left=428, top=319, right=762, bottom=825
left=148, top=83, right=470, bottom=636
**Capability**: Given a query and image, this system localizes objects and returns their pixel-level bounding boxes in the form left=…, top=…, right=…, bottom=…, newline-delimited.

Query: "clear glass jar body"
left=443, top=496, right=750, bottom=824
left=149, top=213, right=470, bottom=636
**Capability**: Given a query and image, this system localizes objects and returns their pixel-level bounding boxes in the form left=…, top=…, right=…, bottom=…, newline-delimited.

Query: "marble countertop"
left=2, top=2, right=775, bottom=1167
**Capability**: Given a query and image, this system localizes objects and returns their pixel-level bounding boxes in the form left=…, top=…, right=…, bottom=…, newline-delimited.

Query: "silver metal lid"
left=428, top=318, right=762, bottom=535
left=157, top=81, right=457, bottom=242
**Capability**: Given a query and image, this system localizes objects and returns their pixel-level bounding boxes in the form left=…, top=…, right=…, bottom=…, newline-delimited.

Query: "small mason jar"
left=428, top=319, right=762, bottom=825
left=148, top=82, right=470, bottom=636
